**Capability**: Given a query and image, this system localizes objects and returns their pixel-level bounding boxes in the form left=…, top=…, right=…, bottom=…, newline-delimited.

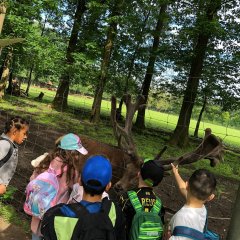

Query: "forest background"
left=0, top=0, right=240, bottom=238
left=0, top=0, right=239, bottom=148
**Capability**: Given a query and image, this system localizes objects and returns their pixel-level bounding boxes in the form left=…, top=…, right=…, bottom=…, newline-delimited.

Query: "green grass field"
left=25, top=85, right=240, bottom=147
left=1, top=85, right=240, bottom=181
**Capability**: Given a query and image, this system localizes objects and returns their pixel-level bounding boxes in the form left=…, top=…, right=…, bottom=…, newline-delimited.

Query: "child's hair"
left=4, top=116, right=29, bottom=133
left=188, top=169, right=216, bottom=201
left=82, top=180, right=105, bottom=196
left=35, top=137, right=83, bottom=185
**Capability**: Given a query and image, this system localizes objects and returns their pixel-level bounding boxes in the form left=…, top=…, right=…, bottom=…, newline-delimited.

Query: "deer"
left=107, top=94, right=224, bottom=191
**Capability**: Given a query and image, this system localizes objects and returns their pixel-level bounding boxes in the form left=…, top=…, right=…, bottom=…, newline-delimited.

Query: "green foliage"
left=0, top=186, right=17, bottom=203
left=0, top=202, right=30, bottom=234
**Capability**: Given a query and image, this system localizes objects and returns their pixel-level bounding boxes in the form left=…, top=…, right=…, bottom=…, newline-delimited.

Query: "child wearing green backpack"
left=119, top=159, right=165, bottom=240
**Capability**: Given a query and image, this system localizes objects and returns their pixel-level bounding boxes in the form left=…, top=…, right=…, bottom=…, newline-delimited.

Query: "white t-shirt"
left=169, top=205, right=207, bottom=240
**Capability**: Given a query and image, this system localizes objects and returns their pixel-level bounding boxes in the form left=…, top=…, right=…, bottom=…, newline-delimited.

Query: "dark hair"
left=82, top=179, right=106, bottom=196
left=188, top=169, right=216, bottom=201
left=4, top=116, right=29, bottom=133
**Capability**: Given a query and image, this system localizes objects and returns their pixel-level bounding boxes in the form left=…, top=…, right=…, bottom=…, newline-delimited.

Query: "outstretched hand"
left=171, top=163, right=179, bottom=175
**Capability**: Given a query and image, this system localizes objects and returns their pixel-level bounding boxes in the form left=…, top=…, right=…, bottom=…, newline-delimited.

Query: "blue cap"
left=82, top=155, right=112, bottom=190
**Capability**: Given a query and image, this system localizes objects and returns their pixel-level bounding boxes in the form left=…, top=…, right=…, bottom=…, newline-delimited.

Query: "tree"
left=52, top=0, right=86, bottom=109
left=169, top=0, right=221, bottom=147
left=90, top=0, right=125, bottom=123
left=135, top=2, right=168, bottom=129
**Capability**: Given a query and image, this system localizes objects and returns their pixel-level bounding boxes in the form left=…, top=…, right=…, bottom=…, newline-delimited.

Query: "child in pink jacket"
left=28, top=133, right=88, bottom=240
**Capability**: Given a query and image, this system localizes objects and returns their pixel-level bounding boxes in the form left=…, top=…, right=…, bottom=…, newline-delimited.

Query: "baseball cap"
left=82, top=155, right=112, bottom=191
left=140, top=159, right=164, bottom=187
left=58, top=133, right=88, bottom=155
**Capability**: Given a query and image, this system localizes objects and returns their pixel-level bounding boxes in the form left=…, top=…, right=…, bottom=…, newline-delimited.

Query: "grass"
left=0, top=187, right=30, bottom=234
left=23, top=84, right=240, bottom=147
left=0, top=85, right=240, bottom=181
left=0, top=85, right=239, bottom=233
left=0, top=203, right=30, bottom=234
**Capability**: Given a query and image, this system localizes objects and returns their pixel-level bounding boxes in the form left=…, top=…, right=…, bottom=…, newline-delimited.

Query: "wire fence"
left=0, top=87, right=239, bottom=239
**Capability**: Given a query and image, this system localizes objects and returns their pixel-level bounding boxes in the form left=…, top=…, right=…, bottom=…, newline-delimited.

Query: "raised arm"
left=171, top=163, right=187, bottom=199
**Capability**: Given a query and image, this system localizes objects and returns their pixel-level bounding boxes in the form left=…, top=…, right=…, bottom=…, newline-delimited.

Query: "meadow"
left=1, top=85, right=240, bottom=181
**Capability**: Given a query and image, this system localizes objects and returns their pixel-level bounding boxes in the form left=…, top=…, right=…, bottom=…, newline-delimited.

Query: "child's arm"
left=171, top=163, right=187, bottom=199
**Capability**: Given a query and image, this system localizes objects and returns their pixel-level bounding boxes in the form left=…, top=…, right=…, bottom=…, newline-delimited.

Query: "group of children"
left=0, top=116, right=218, bottom=240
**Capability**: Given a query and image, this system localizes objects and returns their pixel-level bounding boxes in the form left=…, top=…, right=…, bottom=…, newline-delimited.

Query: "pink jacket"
left=30, top=157, right=78, bottom=235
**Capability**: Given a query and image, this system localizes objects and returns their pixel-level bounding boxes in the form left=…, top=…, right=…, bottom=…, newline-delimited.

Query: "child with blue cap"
left=41, top=155, right=126, bottom=240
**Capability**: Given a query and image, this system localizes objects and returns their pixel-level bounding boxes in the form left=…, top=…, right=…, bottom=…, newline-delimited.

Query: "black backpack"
left=41, top=198, right=116, bottom=240
left=0, top=137, right=15, bottom=168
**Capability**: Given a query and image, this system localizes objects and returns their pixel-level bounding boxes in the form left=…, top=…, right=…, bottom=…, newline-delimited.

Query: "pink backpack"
left=24, top=170, right=59, bottom=219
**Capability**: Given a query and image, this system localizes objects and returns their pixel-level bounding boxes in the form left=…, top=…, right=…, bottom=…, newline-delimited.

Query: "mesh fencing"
left=0, top=85, right=239, bottom=239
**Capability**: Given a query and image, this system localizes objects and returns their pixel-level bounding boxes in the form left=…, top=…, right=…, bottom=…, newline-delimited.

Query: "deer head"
left=110, top=94, right=224, bottom=191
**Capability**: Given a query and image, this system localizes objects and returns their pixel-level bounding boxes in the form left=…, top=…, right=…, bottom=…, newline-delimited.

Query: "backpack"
left=24, top=169, right=59, bottom=219
left=41, top=197, right=117, bottom=240
left=0, top=137, right=15, bottom=168
left=172, top=210, right=220, bottom=240
left=128, top=190, right=163, bottom=240
left=173, top=227, right=220, bottom=240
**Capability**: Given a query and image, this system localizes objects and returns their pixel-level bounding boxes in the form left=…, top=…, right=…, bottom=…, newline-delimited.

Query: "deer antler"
left=111, top=94, right=145, bottom=163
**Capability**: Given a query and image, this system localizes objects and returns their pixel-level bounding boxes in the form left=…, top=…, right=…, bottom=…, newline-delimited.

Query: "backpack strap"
left=67, top=198, right=117, bottom=227
left=128, top=190, right=162, bottom=214
left=0, top=137, right=15, bottom=168
left=101, top=197, right=116, bottom=227
left=128, top=190, right=143, bottom=213
left=151, top=196, right=162, bottom=214
left=173, top=226, right=205, bottom=240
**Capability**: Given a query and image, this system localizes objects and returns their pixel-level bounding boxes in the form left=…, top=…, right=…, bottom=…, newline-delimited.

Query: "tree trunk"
left=90, top=0, right=124, bottom=123
left=169, top=0, right=221, bottom=147
left=226, top=183, right=240, bottom=240
left=25, top=64, right=34, bottom=96
left=0, top=2, right=6, bottom=57
left=0, top=48, right=13, bottom=98
left=6, top=70, right=13, bottom=94
left=135, top=4, right=167, bottom=129
left=194, top=95, right=207, bottom=138
left=0, top=2, right=6, bottom=34
left=52, top=0, right=86, bottom=109
left=117, top=10, right=151, bottom=120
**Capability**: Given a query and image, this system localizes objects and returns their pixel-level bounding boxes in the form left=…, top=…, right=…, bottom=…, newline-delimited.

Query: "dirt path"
left=0, top=217, right=30, bottom=240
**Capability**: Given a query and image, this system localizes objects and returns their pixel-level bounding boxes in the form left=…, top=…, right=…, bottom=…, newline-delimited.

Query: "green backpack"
left=128, top=190, right=163, bottom=240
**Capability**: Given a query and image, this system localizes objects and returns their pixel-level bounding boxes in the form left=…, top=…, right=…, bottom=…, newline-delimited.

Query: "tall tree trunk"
left=0, top=48, right=12, bottom=98
left=117, top=10, right=151, bottom=120
left=226, top=183, right=240, bottom=240
left=90, top=0, right=124, bottom=123
left=25, top=64, right=34, bottom=96
left=0, top=2, right=6, bottom=57
left=25, top=15, right=48, bottom=95
left=135, top=4, right=167, bottom=129
left=194, top=95, right=207, bottom=138
left=169, top=0, right=221, bottom=147
left=6, top=70, right=13, bottom=94
left=0, top=2, right=6, bottom=34
left=52, top=0, right=86, bottom=109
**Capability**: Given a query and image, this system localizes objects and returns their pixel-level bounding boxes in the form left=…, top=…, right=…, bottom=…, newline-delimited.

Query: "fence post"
left=226, top=183, right=240, bottom=239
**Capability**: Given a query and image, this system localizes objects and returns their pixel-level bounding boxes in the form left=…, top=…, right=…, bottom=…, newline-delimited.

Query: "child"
left=168, top=164, right=216, bottom=239
left=119, top=159, right=165, bottom=239
left=29, top=133, right=88, bottom=240
left=41, top=155, right=126, bottom=240
left=0, top=116, right=29, bottom=194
